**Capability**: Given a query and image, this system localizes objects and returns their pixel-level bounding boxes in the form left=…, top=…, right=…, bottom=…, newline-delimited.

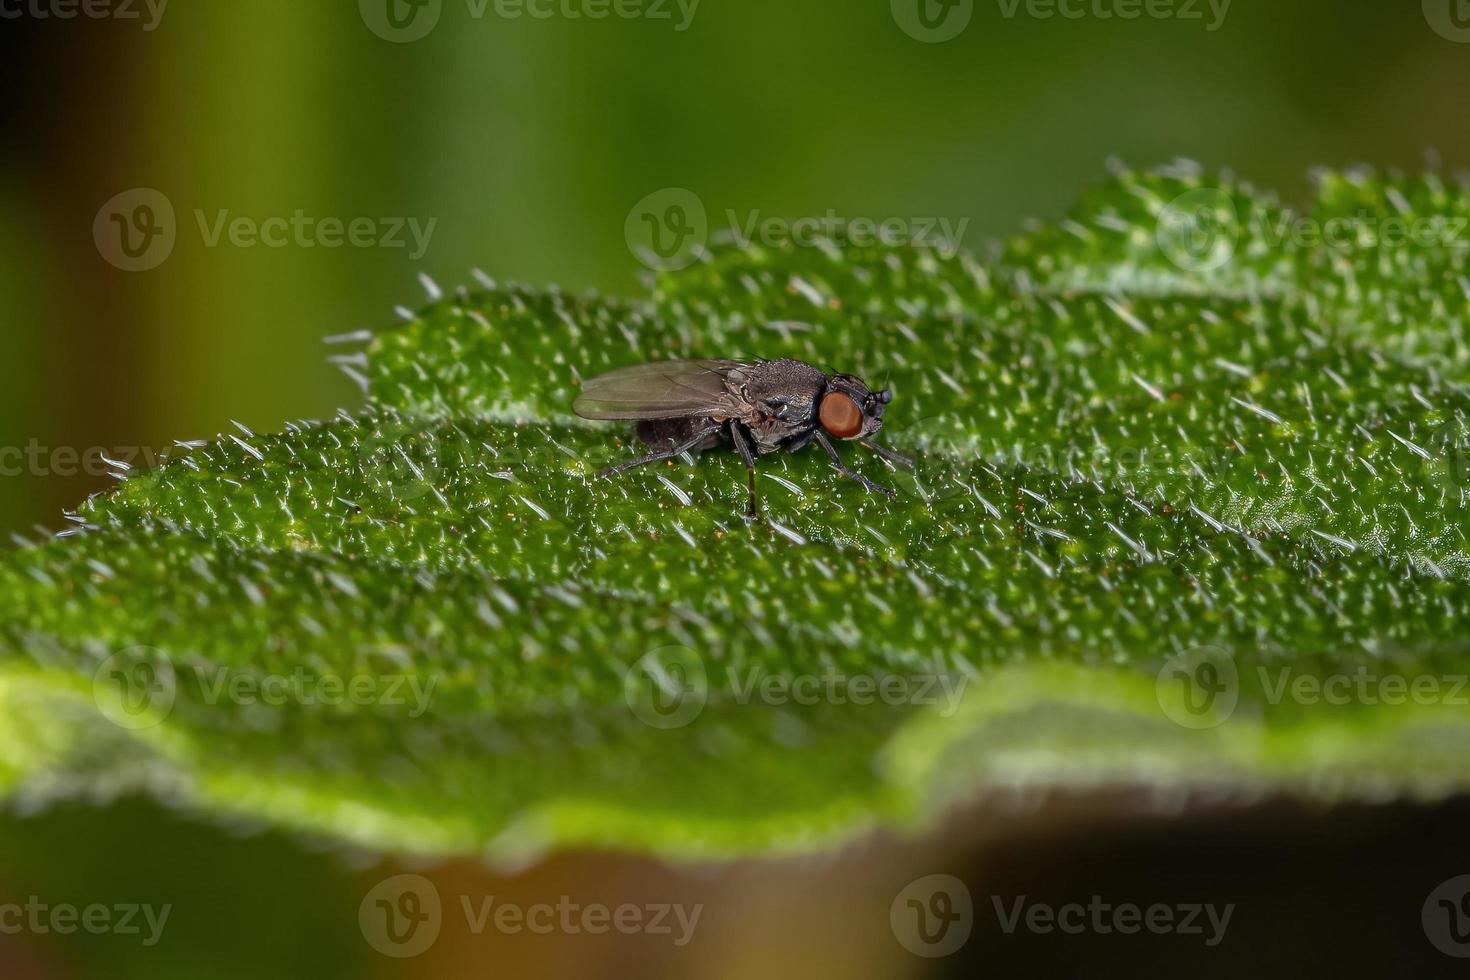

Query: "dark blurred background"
left=2, top=2, right=1470, bottom=977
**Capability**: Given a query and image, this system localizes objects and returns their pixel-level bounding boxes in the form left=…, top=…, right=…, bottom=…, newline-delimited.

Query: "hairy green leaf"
left=5, top=166, right=1470, bottom=859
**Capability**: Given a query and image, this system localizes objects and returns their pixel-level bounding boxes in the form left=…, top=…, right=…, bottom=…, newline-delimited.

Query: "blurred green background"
left=2, top=1, right=1469, bottom=977
left=5, top=0, right=1469, bottom=540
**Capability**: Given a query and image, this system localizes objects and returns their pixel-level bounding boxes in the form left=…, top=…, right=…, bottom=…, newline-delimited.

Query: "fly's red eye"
left=819, top=392, right=864, bottom=438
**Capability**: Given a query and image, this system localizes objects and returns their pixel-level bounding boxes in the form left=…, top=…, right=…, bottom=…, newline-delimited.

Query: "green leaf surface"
left=5, top=166, right=1470, bottom=859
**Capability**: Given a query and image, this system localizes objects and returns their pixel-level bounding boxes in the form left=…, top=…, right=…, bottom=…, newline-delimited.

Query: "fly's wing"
left=572, top=359, right=748, bottom=420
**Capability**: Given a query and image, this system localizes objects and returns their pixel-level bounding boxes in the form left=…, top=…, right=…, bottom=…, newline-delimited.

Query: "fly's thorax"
left=738, top=359, right=828, bottom=424
left=721, top=359, right=822, bottom=452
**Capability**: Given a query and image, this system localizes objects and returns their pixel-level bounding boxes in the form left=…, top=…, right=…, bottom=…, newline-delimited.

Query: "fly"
left=572, top=357, right=914, bottom=517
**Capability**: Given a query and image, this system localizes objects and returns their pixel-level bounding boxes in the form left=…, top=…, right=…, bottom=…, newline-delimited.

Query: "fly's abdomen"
left=635, top=417, right=727, bottom=453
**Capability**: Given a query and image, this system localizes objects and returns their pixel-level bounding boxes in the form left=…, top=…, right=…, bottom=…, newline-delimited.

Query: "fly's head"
left=819, top=374, right=892, bottom=440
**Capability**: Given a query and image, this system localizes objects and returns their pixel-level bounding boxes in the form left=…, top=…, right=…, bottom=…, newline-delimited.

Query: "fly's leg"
left=859, top=438, right=914, bottom=469
left=599, top=430, right=712, bottom=478
left=816, top=431, right=896, bottom=498
left=729, top=422, right=761, bottom=519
